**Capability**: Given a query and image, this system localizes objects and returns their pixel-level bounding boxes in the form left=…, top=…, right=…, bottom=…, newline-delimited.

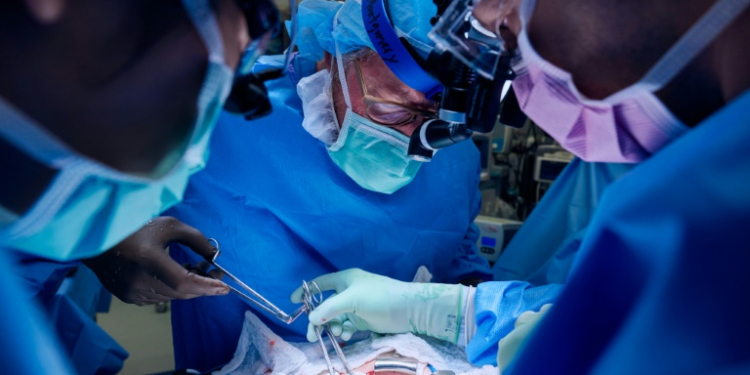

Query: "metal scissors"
left=206, top=239, right=352, bottom=374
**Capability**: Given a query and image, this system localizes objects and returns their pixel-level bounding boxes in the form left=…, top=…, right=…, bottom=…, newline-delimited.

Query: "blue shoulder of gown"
left=507, top=90, right=750, bottom=374
left=467, top=158, right=633, bottom=365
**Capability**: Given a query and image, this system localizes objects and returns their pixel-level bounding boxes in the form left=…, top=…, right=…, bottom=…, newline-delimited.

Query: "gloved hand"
left=497, top=304, right=553, bottom=370
left=290, top=268, right=467, bottom=344
left=83, top=216, right=229, bottom=306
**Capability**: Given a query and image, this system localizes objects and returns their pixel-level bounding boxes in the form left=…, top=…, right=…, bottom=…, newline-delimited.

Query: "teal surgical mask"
left=328, top=108, right=422, bottom=194
left=297, top=34, right=423, bottom=194
left=0, top=0, right=233, bottom=261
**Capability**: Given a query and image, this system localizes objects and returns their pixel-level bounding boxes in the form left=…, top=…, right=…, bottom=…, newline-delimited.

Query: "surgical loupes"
left=302, top=280, right=354, bottom=375
left=206, top=238, right=305, bottom=324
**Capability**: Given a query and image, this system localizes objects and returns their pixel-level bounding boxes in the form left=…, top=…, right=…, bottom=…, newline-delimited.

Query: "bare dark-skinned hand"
left=83, top=216, right=229, bottom=306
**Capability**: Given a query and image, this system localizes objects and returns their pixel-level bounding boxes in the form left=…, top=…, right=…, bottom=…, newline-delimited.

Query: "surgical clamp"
left=205, top=239, right=352, bottom=374
left=301, top=280, right=354, bottom=375
left=206, top=238, right=305, bottom=324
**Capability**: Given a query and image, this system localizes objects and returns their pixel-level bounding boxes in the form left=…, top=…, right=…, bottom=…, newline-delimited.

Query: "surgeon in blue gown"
left=0, top=0, right=277, bottom=373
left=505, top=76, right=750, bottom=375
left=165, top=0, right=491, bottom=371
left=296, top=0, right=750, bottom=372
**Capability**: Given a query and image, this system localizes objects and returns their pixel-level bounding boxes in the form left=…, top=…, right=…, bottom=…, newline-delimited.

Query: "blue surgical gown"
left=0, top=250, right=74, bottom=374
left=166, top=55, right=491, bottom=372
left=501, top=89, right=750, bottom=374
left=11, top=253, right=127, bottom=374
left=467, top=159, right=633, bottom=364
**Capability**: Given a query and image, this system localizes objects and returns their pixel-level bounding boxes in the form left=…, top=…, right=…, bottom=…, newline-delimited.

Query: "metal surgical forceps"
left=301, top=280, right=354, bottom=375
left=206, top=238, right=305, bottom=324
left=206, top=239, right=352, bottom=374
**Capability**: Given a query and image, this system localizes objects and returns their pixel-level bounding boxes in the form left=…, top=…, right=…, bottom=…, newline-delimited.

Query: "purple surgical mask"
left=511, top=0, right=748, bottom=163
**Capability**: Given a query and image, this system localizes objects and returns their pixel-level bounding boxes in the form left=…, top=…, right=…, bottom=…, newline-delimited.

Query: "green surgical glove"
left=497, top=304, right=553, bottom=370
left=290, top=268, right=468, bottom=344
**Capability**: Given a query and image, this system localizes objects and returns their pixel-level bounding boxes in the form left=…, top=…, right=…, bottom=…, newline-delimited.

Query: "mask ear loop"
left=0, top=98, right=77, bottom=169
left=334, top=45, right=352, bottom=109
left=327, top=7, right=353, bottom=152
left=283, top=0, right=299, bottom=73
left=636, top=0, right=750, bottom=93
left=182, top=0, right=226, bottom=66
left=332, top=8, right=353, bottom=110
left=327, top=52, right=344, bottom=128
left=326, top=46, right=350, bottom=151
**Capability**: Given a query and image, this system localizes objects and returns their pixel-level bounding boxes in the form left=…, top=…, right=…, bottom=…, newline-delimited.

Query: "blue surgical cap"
left=288, top=0, right=437, bottom=62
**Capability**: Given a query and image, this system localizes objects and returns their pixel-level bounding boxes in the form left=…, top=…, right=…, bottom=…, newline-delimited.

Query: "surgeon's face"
left=329, top=50, right=438, bottom=137
left=473, top=0, right=748, bottom=126
left=0, top=0, right=251, bottom=174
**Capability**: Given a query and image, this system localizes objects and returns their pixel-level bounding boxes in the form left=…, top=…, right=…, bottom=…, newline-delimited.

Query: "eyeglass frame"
left=353, top=58, right=439, bottom=127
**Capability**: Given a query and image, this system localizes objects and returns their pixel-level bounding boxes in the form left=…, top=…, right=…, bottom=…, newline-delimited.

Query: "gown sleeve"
left=465, top=281, right=562, bottom=365
left=506, top=90, right=750, bottom=374
left=1, top=250, right=75, bottom=374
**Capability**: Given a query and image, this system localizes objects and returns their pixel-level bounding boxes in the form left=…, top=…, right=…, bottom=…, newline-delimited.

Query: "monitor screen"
left=481, top=236, right=497, bottom=247
left=539, top=159, right=569, bottom=181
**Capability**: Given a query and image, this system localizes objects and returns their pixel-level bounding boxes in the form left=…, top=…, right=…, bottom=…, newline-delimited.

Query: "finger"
left=181, top=262, right=222, bottom=280
left=146, top=249, right=229, bottom=297
left=307, top=323, right=320, bottom=342
left=141, top=298, right=166, bottom=305
left=132, top=295, right=166, bottom=306
left=122, top=275, right=195, bottom=302
left=140, top=288, right=171, bottom=303
left=162, top=217, right=218, bottom=261
left=144, top=277, right=201, bottom=300
left=148, top=295, right=171, bottom=303
left=291, top=269, right=356, bottom=303
left=308, top=291, right=357, bottom=326
left=539, top=304, right=553, bottom=314
left=327, top=316, right=344, bottom=336
left=181, top=263, right=205, bottom=276
left=340, top=320, right=358, bottom=341
left=515, top=310, right=538, bottom=327
left=290, top=286, right=304, bottom=303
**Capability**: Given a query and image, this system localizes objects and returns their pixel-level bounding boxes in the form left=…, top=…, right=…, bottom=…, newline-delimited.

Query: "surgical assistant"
left=299, top=0, right=750, bottom=371
left=168, top=58, right=489, bottom=370
left=166, top=0, right=491, bottom=371
left=0, top=0, right=279, bottom=372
